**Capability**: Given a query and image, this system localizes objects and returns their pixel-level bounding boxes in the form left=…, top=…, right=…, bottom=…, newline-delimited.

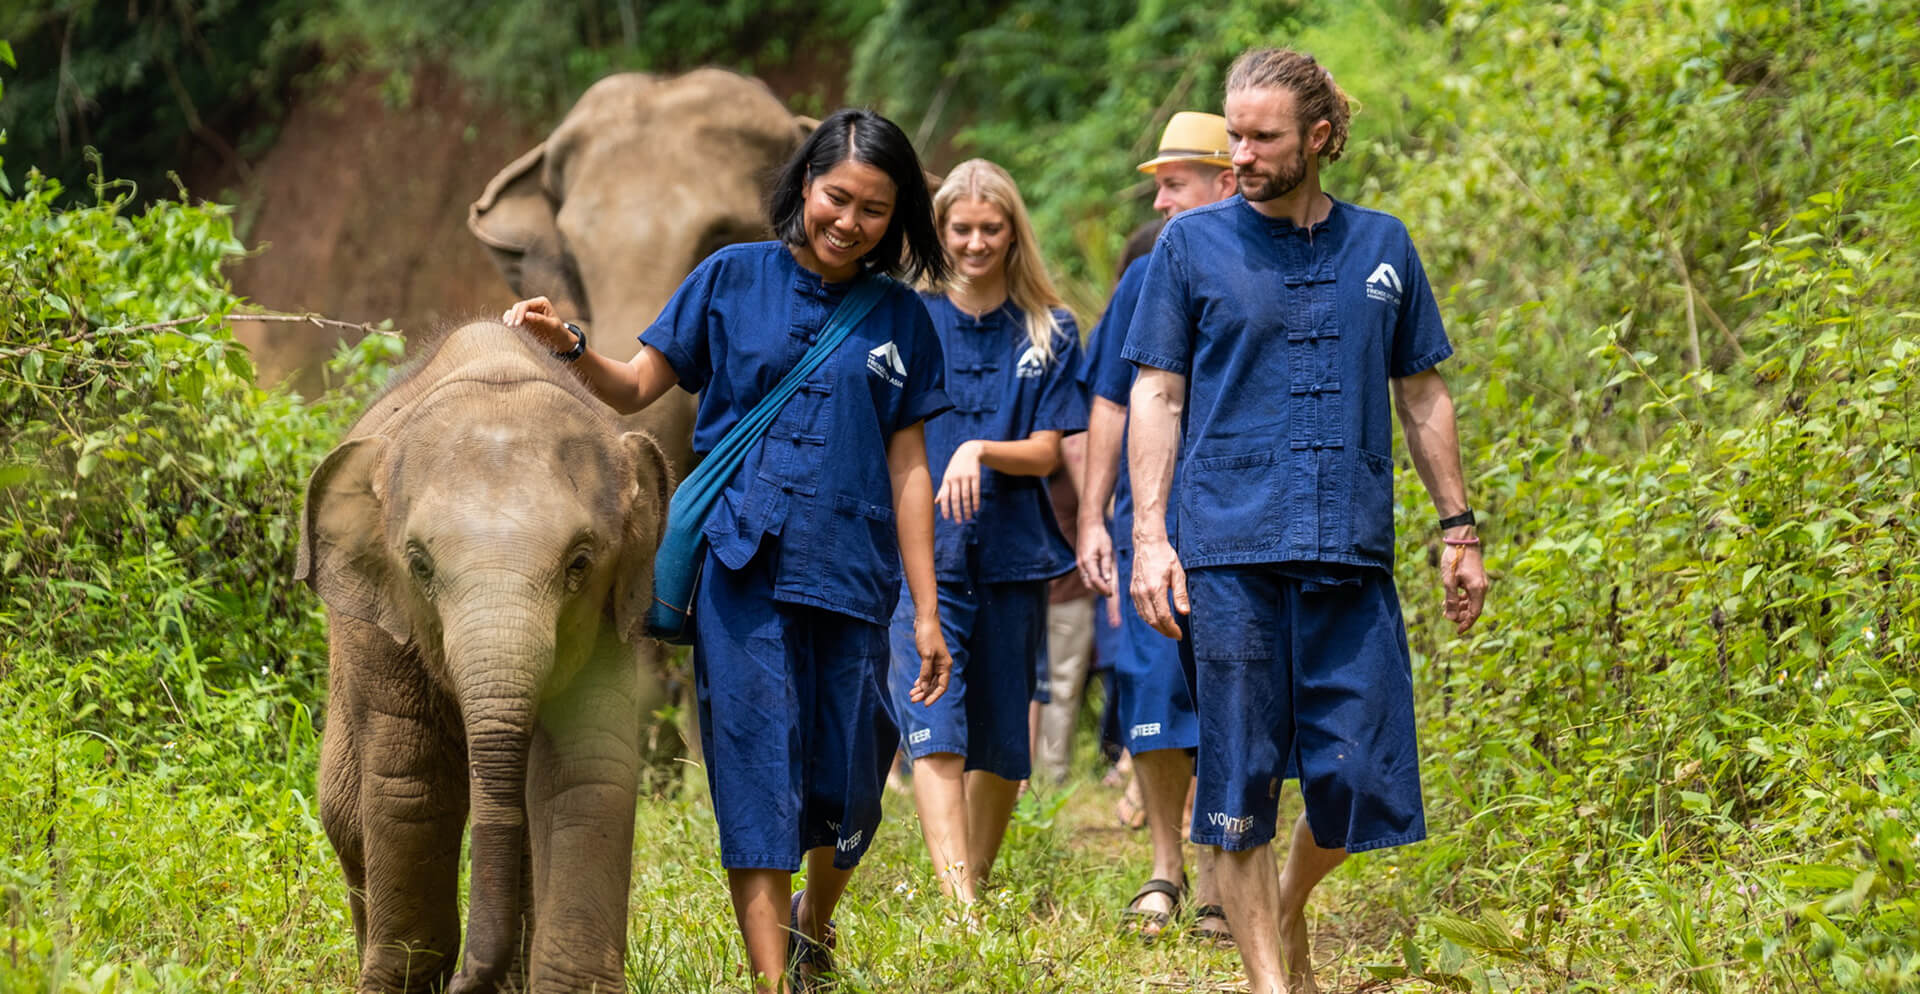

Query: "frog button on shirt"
left=640, top=241, right=952, bottom=624
left=1120, top=196, right=1452, bottom=570
left=917, top=294, right=1088, bottom=585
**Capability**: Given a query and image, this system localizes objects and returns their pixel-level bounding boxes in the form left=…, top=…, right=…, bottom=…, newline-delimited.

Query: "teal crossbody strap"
left=645, top=275, right=892, bottom=642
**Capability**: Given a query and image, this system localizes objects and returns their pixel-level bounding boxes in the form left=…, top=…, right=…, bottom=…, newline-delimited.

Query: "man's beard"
left=1237, top=148, right=1308, bottom=203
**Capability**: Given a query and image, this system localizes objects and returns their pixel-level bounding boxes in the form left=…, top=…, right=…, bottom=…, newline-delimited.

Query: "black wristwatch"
left=553, top=322, right=587, bottom=362
left=1438, top=509, right=1476, bottom=530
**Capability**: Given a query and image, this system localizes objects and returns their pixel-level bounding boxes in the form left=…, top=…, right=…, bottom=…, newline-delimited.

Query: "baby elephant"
left=297, top=320, right=672, bottom=992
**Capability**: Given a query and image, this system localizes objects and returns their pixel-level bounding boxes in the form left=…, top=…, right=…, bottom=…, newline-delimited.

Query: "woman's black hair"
left=769, top=108, right=948, bottom=285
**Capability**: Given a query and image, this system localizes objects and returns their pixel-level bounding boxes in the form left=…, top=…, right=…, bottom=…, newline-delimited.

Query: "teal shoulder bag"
left=644, top=275, right=892, bottom=644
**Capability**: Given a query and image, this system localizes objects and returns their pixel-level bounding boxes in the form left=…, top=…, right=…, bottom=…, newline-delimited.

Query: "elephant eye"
left=407, top=546, right=435, bottom=585
left=564, top=550, right=593, bottom=592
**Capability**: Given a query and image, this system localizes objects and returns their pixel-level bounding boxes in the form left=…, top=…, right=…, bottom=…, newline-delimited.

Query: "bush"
left=0, top=165, right=397, bottom=986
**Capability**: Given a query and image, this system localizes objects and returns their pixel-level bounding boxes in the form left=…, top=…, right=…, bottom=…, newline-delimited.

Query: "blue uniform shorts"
left=1186, top=563, right=1426, bottom=855
left=692, top=547, right=897, bottom=871
left=1114, top=546, right=1200, bottom=756
left=887, top=577, right=1047, bottom=781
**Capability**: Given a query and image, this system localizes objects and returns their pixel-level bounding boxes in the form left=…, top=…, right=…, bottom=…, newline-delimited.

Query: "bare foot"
left=1278, top=909, right=1318, bottom=994
left=1115, top=774, right=1146, bottom=829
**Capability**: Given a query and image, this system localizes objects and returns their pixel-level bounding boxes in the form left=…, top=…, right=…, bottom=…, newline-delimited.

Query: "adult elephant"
left=467, top=68, right=812, bottom=478
left=298, top=320, right=672, bottom=992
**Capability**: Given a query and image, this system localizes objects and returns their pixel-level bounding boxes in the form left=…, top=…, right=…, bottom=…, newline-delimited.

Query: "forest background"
left=2, top=0, right=1917, bottom=991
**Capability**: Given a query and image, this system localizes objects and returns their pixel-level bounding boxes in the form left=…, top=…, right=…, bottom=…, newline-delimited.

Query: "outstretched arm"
left=1127, top=367, right=1187, bottom=639
left=503, top=296, right=680, bottom=414
left=1392, top=368, right=1487, bottom=633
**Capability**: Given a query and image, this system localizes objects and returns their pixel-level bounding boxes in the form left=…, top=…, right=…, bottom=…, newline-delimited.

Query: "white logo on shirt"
left=1014, top=344, right=1047, bottom=379
left=1130, top=722, right=1162, bottom=738
left=908, top=728, right=931, bottom=745
left=1366, top=262, right=1403, bottom=304
left=867, top=342, right=907, bottom=387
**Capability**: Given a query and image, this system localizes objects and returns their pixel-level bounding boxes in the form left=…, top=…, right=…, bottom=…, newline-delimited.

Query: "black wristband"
left=1438, top=509, right=1476, bottom=530
left=554, top=322, right=587, bottom=362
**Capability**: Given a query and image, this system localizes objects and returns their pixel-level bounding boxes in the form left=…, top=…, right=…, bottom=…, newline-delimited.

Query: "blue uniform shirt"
left=641, top=241, right=952, bottom=624
left=1079, top=257, right=1157, bottom=553
left=920, top=293, right=1087, bottom=583
left=1122, top=196, right=1452, bottom=571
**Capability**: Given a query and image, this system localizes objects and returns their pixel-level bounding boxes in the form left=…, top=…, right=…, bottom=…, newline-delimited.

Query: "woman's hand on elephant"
left=909, top=612, right=952, bottom=705
left=501, top=296, right=573, bottom=353
left=934, top=440, right=985, bottom=523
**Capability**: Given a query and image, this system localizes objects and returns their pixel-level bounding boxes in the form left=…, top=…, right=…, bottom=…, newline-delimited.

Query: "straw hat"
left=1136, top=112, right=1233, bottom=173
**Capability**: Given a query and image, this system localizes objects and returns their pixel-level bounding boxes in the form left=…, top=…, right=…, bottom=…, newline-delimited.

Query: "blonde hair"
left=928, top=158, right=1069, bottom=363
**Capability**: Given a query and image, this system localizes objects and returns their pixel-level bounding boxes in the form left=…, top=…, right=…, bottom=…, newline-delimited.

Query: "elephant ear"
left=613, top=431, right=675, bottom=644
left=468, top=141, right=591, bottom=320
left=297, top=436, right=412, bottom=645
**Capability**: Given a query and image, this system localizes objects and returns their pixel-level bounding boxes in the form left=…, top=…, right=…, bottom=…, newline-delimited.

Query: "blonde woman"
left=884, top=159, right=1087, bottom=902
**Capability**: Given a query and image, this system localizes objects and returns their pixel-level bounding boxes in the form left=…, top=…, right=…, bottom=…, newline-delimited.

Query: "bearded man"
left=1122, top=48, right=1489, bottom=993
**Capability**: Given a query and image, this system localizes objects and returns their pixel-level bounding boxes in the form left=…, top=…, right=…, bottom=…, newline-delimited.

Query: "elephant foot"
left=447, top=961, right=513, bottom=994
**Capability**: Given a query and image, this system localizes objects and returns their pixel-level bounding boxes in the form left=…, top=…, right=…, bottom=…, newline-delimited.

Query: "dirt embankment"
left=203, top=67, right=539, bottom=394
left=203, top=59, right=849, bottom=398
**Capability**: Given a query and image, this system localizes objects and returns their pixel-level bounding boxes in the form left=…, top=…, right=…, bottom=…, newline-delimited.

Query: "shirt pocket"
left=1183, top=451, right=1282, bottom=555
left=1347, top=449, right=1396, bottom=561
left=830, top=493, right=902, bottom=604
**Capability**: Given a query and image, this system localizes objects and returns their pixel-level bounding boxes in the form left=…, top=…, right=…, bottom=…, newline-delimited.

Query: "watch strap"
left=554, top=322, right=587, bottom=362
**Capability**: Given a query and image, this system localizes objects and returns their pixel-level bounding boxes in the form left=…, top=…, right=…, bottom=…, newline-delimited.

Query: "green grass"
left=2, top=665, right=1403, bottom=993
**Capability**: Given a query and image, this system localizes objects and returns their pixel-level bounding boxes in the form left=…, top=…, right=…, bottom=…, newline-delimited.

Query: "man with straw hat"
left=1125, top=49, right=1488, bottom=993
left=1075, top=109, right=1237, bottom=944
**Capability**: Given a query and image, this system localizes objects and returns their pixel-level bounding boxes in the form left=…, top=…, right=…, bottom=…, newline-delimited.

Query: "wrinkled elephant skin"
left=298, top=321, right=673, bottom=993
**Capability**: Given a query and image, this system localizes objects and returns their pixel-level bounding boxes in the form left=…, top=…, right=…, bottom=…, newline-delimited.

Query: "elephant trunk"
left=442, top=599, right=554, bottom=991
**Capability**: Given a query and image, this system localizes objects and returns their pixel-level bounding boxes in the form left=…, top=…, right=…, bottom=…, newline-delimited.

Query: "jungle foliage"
left=0, top=160, right=401, bottom=986
left=3, top=0, right=1919, bottom=991
left=0, top=0, right=877, bottom=204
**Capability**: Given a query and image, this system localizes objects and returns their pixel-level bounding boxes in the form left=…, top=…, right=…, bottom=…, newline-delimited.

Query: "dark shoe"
left=788, top=890, right=837, bottom=991
left=1188, top=903, right=1234, bottom=948
left=1119, top=875, right=1186, bottom=941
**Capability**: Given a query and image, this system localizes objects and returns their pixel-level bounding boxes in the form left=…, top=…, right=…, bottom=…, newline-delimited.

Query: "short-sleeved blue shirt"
left=920, top=293, right=1087, bottom=584
left=1079, top=257, right=1159, bottom=553
left=640, top=241, right=952, bottom=624
left=1122, top=196, right=1452, bottom=571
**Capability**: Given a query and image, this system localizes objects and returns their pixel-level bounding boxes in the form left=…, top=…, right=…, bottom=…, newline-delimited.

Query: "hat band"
left=1155, top=147, right=1229, bottom=158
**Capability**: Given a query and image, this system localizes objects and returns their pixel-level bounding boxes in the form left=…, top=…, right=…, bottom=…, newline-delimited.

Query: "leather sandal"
left=788, top=890, right=837, bottom=991
left=1119, top=875, right=1186, bottom=940
left=1188, top=902, right=1235, bottom=948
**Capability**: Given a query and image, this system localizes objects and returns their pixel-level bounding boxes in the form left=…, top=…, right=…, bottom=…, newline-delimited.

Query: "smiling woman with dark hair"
left=504, top=106, right=954, bottom=993
left=769, top=108, right=948, bottom=287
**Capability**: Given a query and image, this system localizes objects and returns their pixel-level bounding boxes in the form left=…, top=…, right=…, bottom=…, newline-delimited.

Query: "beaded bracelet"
left=1441, top=536, right=1482, bottom=547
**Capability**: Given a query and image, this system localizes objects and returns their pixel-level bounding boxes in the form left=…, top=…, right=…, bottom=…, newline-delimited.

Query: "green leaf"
left=0, top=463, right=37, bottom=489
left=1781, top=865, right=1857, bottom=890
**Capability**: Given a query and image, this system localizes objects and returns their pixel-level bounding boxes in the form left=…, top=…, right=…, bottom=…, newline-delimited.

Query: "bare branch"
left=0, top=310, right=402, bottom=360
